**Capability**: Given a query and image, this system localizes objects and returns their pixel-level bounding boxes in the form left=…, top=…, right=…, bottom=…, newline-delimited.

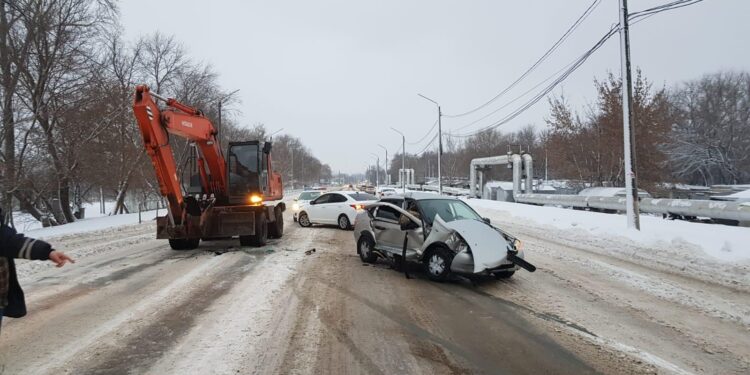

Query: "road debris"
left=305, top=248, right=316, bottom=255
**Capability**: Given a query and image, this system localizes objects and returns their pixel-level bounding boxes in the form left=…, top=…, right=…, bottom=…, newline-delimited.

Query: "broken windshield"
left=417, top=199, right=483, bottom=225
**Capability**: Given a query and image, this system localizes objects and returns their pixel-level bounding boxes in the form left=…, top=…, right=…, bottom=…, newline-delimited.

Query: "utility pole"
left=369, top=153, right=380, bottom=189
left=418, top=94, right=442, bottom=195
left=290, top=148, right=294, bottom=190
left=391, top=127, right=406, bottom=194
left=619, top=0, right=640, bottom=230
left=378, top=144, right=388, bottom=185
left=215, top=89, right=240, bottom=146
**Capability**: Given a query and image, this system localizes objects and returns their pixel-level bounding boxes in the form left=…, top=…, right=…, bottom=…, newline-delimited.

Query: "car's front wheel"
left=357, top=235, right=377, bottom=263
left=298, top=212, right=312, bottom=227
left=424, top=246, right=454, bottom=282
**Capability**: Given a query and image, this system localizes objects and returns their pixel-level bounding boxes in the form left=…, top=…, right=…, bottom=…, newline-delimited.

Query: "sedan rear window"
left=347, top=193, right=377, bottom=201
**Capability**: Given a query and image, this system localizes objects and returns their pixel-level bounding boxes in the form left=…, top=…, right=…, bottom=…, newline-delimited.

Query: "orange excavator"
left=132, top=85, right=285, bottom=250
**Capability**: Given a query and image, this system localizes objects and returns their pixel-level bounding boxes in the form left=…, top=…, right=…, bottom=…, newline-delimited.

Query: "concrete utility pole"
left=390, top=127, right=406, bottom=194
left=418, top=94, right=443, bottom=195
left=378, top=144, right=388, bottom=185
left=290, top=148, right=294, bottom=189
left=619, top=0, right=640, bottom=230
left=215, top=89, right=240, bottom=145
left=369, top=153, right=380, bottom=189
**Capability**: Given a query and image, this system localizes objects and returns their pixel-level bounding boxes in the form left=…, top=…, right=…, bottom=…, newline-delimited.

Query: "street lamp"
left=390, top=127, right=406, bottom=193
left=377, top=144, right=388, bottom=185
left=369, top=153, right=380, bottom=190
left=216, top=89, right=240, bottom=144
left=418, top=93, right=442, bottom=195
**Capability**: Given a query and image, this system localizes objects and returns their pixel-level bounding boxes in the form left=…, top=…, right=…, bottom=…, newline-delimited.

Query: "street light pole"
left=390, top=127, right=406, bottom=194
left=619, top=0, right=640, bottom=230
left=215, top=89, right=240, bottom=145
left=377, top=144, right=388, bottom=185
left=369, top=153, right=380, bottom=190
left=290, top=147, right=294, bottom=190
left=418, top=94, right=442, bottom=195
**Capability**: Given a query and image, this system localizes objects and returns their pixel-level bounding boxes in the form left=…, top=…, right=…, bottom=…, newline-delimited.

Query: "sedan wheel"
left=424, top=247, right=454, bottom=282
left=358, top=236, right=377, bottom=263
left=338, top=215, right=351, bottom=230
left=298, top=212, right=312, bottom=227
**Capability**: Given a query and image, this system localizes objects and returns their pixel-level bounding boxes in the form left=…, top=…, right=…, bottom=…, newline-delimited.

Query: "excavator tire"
left=268, top=207, right=284, bottom=239
left=240, top=211, right=268, bottom=247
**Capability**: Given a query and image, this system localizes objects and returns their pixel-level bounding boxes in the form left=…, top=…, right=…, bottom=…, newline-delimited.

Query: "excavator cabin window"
left=227, top=143, right=261, bottom=199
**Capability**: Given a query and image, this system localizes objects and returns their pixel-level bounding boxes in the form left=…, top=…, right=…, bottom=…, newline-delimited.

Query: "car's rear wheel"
left=298, top=212, right=311, bottom=227
left=424, top=246, right=454, bottom=282
left=338, top=215, right=351, bottom=230
left=357, top=235, right=377, bottom=263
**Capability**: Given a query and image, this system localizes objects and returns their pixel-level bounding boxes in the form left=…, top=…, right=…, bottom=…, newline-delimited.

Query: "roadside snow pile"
left=23, top=209, right=159, bottom=240
left=466, top=199, right=749, bottom=263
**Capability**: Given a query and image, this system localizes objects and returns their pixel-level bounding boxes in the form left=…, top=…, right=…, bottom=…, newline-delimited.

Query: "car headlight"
left=514, top=239, right=523, bottom=251
left=292, top=203, right=300, bottom=211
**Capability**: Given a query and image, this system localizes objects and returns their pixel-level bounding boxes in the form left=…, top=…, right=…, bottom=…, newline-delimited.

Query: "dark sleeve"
left=0, top=224, right=53, bottom=260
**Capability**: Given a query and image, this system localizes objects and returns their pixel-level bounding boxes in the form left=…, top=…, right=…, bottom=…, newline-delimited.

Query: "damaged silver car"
left=353, top=193, right=536, bottom=281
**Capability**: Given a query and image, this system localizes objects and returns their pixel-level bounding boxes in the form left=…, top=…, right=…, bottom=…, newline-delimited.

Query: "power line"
left=452, top=24, right=620, bottom=138
left=407, top=119, right=439, bottom=145
left=444, top=0, right=602, bottom=118
left=450, top=57, right=580, bottom=132
left=448, top=0, right=707, bottom=138
left=629, top=0, right=705, bottom=25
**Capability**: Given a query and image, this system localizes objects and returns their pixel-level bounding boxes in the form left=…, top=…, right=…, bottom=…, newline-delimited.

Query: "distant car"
left=292, top=190, right=323, bottom=222
left=364, top=186, right=376, bottom=194
left=353, top=193, right=535, bottom=281
left=297, top=191, right=379, bottom=230
left=378, top=188, right=397, bottom=197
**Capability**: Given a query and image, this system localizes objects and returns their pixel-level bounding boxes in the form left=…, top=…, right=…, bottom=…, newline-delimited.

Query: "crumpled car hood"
left=431, top=216, right=510, bottom=273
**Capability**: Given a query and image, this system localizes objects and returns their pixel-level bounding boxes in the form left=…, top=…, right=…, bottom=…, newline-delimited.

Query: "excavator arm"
left=132, top=85, right=227, bottom=223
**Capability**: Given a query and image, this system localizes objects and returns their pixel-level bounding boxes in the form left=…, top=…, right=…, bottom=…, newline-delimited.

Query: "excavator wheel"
left=240, top=211, right=268, bottom=247
left=268, top=207, right=284, bottom=239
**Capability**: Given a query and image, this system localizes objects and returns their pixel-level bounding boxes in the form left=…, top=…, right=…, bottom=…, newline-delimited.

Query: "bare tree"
left=668, top=71, right=750, bottom=185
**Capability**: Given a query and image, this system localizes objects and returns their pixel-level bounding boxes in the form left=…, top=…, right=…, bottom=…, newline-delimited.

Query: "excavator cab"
left=227, top=141, right=271, bottom=205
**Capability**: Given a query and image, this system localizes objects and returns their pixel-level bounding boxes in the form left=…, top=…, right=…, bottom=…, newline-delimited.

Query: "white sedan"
left=297, top=191, right=378, bottom=230
left=292, top=190, right=323, bottom=222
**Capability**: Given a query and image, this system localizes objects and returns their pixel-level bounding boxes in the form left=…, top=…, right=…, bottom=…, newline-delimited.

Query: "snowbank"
left=22, top=209, right=159, bottom=240
left=466, top=198, right=750, bottom=263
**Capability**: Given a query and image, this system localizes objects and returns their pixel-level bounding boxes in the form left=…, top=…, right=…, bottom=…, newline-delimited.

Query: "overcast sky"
left=120, top=0, right=750, bottom=174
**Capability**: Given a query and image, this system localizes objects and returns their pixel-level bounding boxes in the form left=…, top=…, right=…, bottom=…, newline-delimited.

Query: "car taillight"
left=350, top=204, right=364, bottom=210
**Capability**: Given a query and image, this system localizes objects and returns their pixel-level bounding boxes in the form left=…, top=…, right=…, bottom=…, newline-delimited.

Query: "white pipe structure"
left=469, top=154, right=528, bottom=198
left=514, top=194, right=750, bottom=222
left=522, top=154, right=533, bottom=194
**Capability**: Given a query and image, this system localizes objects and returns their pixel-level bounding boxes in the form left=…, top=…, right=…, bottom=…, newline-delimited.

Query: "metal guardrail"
left=515, top=193, right=750, bottom=222
left=404, top=184, right=470, bottom=196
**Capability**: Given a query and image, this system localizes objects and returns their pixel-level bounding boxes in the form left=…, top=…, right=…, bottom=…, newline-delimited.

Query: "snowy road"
left=1, top=207, right=748, bottom=374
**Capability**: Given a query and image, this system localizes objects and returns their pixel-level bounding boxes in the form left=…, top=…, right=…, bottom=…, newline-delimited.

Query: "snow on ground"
left=21, top=208, right=159, bottom=240
left=465, top=198, right=750, bottom=263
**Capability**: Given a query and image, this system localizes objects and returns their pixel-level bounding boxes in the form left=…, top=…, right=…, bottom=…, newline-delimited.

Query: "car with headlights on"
left=292, top=190, right=323, bottom=222
left=353, top=193, right=535, bottom=281
left=297, top=191, right=378, bottom=230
